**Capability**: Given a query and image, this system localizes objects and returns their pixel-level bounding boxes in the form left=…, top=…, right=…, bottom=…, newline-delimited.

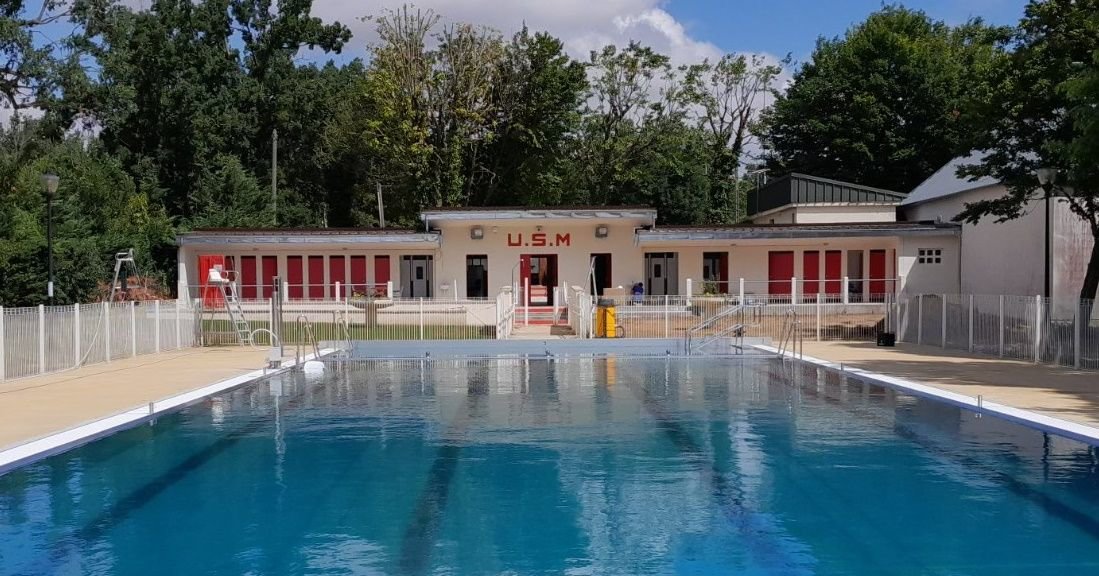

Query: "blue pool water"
left=2, top=357, right=1099, bottom=575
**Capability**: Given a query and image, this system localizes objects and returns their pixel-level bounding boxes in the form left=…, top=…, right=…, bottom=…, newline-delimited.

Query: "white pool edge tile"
left=753, top=344, right=1099, bottom=447
left=0, top=349, right=336, bottom=476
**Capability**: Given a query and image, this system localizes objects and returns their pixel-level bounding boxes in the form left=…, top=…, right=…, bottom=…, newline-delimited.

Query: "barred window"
left=917, top=248, right=942, bottom=264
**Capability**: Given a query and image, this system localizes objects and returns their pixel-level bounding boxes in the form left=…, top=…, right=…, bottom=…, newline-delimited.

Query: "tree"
left=0, top=0, right=82, bottom=114
left=683, top=53, right=785, bottom=223
left=957, top=0, right=1099, bottom=301
left=759, top=6, right=1008, bottom=192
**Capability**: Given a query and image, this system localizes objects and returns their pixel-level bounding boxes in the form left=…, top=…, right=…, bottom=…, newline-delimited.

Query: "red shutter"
left=350, top=256, right=367, bottom=296
left=287, top=256, right=304, bottom=300
left=768, top=251, right=794, bottom=296
left=869, top=249, right=887, bottom=299
left=240, top=256, right=257, bottom=299
left=261, top=256, right=277, bottom=299
left=802, top=251, right=820, bottom=298
left=308, top=256, right=325, bottom=300
left=374, top=256, right=390, bottom=297
left=329, top=255, right=345, bottom=298
left=198, top=255, right=226, bottom=307
left=825, top=250, right=842, bottom=296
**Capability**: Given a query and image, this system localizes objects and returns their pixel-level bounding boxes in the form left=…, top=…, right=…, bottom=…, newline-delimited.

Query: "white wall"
left=751, top=204, right=897, bottom=225
left=897, top=236, right=961, bottom=295
left=904, top=184, right=1044, bottom=296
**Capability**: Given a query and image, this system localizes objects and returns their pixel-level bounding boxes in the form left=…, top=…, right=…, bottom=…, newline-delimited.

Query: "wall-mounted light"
left=595, top=225, right=609, bottom=238
left=536, top=225, right=543, bottom=232
left=470, top=226, right=484, bottom=240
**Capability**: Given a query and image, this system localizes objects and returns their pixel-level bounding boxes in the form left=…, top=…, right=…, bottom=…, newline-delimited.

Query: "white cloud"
left=312, top=0, right=731, bottom=65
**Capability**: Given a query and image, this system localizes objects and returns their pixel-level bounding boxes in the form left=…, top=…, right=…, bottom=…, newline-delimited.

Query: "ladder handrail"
left=777, top=308, right=803, bottom=359
left=295, top=314, right=321, bottom=364
left=685, top=302, right=745, bottom=354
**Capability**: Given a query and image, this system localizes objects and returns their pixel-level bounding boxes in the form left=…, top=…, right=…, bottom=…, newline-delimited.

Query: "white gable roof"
left=902, top=151, right=1000, bottom=206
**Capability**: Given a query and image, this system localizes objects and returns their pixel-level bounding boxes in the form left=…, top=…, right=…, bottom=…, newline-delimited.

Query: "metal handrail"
left=685, top=304, right=744, bottom=354
left=777, top=308, right=803, bottom=359
left=295, top=314, right=321, bottom=364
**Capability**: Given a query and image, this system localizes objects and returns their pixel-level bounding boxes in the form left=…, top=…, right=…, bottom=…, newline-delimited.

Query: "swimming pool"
left=2, top=356, right=1098, bottom=575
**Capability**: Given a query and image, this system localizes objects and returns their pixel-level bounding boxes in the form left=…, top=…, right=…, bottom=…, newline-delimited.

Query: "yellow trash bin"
left=596, top=299, right=617, bottom=338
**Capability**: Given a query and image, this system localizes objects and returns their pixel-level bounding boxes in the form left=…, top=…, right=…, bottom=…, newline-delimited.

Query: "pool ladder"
left=295, top=314, right=321, bottom=364
left=685, top=304, right=746, bottom=355
left=777, top=308, right=804, bottom=359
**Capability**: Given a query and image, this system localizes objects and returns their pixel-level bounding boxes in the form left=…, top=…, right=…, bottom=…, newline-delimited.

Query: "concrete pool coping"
left=756, top=344, right=1099, bottom=447
left=0, top=349, right=334, bottom=476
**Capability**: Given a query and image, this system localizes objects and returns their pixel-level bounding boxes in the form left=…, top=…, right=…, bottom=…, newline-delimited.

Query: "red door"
left=802, top=251, right=820, bottom=299
left=768, top=251, right=794, bottom=296
left=308, top=256, right=325, bottom=300
left=824, top=250, right=842, bottom=297
left=240, top=256, right=257, bottom=299
left=350, top=256, right=367, bottom=297
left=869, top=249, right=887, bottom=300
left=329, top=255, right=345, bottom=298
left=287, top=256, right=304, bottom=300
left=374, top=256, right=390, bottom=297
left=261, top=256, right=277, bottom=299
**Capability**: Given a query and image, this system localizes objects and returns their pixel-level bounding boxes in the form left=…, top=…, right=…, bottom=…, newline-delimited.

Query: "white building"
left=900, top=152, right=1095, bottom=306
left=177, top=174, right=963, bottom=307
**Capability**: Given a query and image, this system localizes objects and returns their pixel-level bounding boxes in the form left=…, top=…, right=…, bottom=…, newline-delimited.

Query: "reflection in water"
left=1, top=357, right=1099, bottom=575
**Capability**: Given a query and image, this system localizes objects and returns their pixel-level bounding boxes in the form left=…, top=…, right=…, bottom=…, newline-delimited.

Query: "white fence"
left=0, top=300, right=199, bottom=382
left=896, top=294, right=1099, bottom=370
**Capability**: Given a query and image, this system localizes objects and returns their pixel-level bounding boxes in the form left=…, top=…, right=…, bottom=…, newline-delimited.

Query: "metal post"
left=917, top=294, right=923, bottom=345
left=130, top=301, right=137, bottom=357
left=842, top=276, right=849, bottom=305
left=386, top=281, right=393, bottom=299
left=282, top=280, right=289, bottom=303
left=38, top=304, right=45, bottom=374
left=1074, top=299, right=1082, bottom=369
left=968, top=294, right=974, bottom=352
left=453, top=279, right=458, bottom=301
left=997, top=294, right=1006, bottom=358
left=0, top=306, right=5, bottom=381
left=664, top=294, right=670, bottom=338
left=552, top=288, right=559, bottom=326
left=271, top=128, right=278, bottom=226
left=941, top=294, right=947, bottom=349
left=419, top=297, right=425, bottom=340
left=1034, top=295, right=1042, bottom=363
left=335, top=281, right=341, bottom=302
left=154, top=300, right=161, bottom=353
left=738, top=278, right=745, bottom=304
left=73, top=303, right=81, bottom=368
left=816, top=292, right=822, bottom=341
left=104, top=301, right=110, bottom=363
left=175, top=299, right=183, bottom=350
left=791, top=277, right=798, bottom=305
left=524, top=278, right=530, bottom=326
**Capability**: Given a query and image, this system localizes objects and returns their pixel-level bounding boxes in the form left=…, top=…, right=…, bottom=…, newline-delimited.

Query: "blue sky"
left=664, top=0, right=1028, bottom=62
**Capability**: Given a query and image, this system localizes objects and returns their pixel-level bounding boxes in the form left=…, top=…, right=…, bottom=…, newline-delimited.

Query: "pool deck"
left=800, top=341, right=1099, bottom=429
left=0, top=348, right=269, bottom=451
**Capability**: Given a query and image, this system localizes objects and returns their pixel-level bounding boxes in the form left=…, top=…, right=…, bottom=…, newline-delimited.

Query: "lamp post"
left=1036, top=168, right=1057, bottom=299
left=42, top=174, right=59, bottom=305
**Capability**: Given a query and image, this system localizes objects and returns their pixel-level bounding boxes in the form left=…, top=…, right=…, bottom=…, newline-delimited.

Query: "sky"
left=305, top=0, right=1030, bottom=68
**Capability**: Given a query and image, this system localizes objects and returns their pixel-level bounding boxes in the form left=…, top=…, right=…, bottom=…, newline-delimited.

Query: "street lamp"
left=42, top=173, right=59, bottom=305
left=1036, top=168, right=1057, bottom=299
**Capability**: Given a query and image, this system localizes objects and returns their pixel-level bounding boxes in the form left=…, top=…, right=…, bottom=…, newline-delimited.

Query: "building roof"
left=639, top=221, right=960, bottom=242
left=747, top=173, right=905, bottom=216
left=901, top=151, right=1000, bottom=207
left=177, top=228, right=439, bottom=246
left=420, top=206, right=658, bottom=226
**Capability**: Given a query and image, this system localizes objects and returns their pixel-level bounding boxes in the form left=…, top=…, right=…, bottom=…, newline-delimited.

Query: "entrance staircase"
left=517, top=306, right=568, bottom=326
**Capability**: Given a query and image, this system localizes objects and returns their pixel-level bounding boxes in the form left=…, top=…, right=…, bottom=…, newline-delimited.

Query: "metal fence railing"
left=0, top=300, right=199, bottom=382
left=897, top=293, right=1099, bottom=370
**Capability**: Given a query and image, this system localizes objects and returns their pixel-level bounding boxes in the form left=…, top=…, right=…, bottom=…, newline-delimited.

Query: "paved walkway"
left=802, top=341, right=1099, bottom=428
left=0, top=348, right=268, bottom=450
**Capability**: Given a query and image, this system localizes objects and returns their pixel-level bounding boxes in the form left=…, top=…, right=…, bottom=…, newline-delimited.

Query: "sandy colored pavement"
left=0, top=347, right=268, bottom=449
left=802, top=341, right=1099, bottom=428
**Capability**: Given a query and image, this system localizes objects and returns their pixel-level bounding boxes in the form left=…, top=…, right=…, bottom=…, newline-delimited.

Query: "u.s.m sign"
left=507, top=232, right=571, bottom=248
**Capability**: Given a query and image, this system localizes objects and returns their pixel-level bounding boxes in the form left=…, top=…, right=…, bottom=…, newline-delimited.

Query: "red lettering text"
left=531, top=233, right=547, bottom=247
left=555, top=233, right=571, bottom=247
left=507, top=233, right=522, bottom=247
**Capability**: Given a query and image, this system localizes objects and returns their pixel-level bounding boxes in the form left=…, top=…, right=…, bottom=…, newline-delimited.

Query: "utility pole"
left=376, top=182, right=386, bottom=228
left=271, top=128, right=278, bottom=227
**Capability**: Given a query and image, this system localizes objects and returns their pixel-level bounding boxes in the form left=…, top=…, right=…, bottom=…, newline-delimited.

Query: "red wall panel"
left=825, top=250, right=842, bottom=295
left=329, top=255, right=345, bottom=298
left=287, top=256, right=304, bottom=300
left=869, top=249, right=887, bottom=297
left=768, top=251, right=794, bottom=295
left=261, top=256, right=277, bottom=299
left=308, top=255, right=325, bottom=300
left=350, top=256, right=367, bottom=296
left=802, top=251, right=820, bottom=297
left=240, top=256, right=257, bottom=299
left=374, top=256, right=390, bottom=297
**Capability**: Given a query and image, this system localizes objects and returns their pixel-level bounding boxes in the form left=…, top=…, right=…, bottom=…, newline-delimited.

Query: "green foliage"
left=759, top=6, right=1009, bottom=192
left=956, top=0, right=1099, bottom=300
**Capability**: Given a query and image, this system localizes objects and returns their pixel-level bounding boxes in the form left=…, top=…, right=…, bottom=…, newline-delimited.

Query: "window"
left=466, top=255, right=488, bottom=298
left=917, top=248, right=942, bottom=264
